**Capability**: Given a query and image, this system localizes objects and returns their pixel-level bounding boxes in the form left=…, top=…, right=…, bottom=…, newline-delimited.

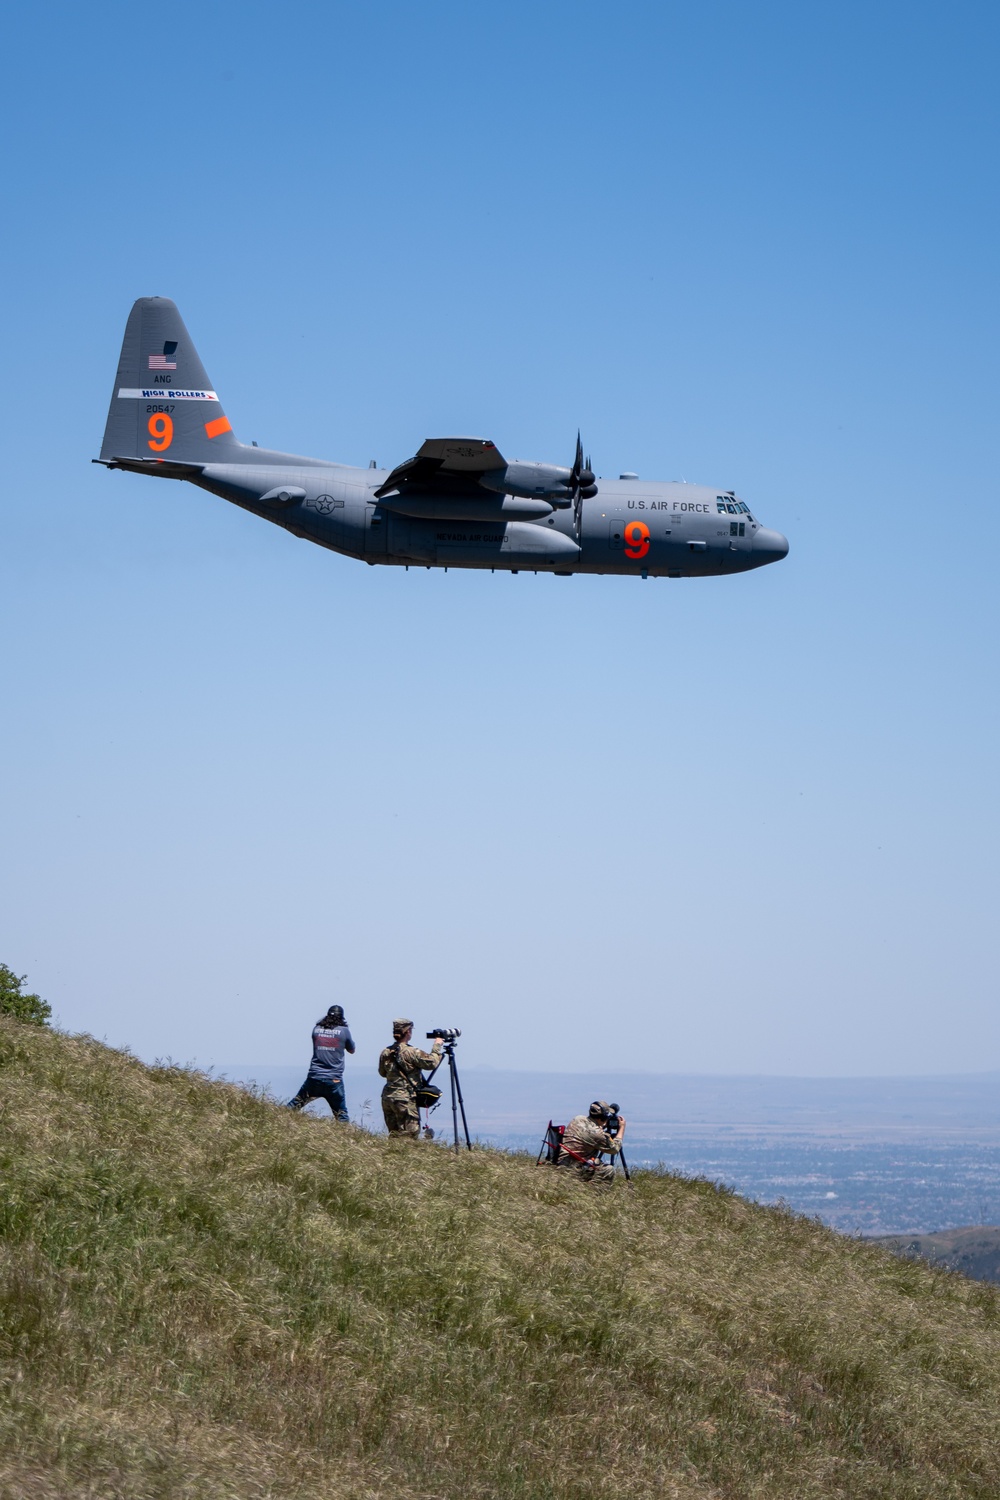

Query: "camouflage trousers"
left=382, top=1093, right=420, bottom=1136
left=557, top=1155, right=616, bottom=1186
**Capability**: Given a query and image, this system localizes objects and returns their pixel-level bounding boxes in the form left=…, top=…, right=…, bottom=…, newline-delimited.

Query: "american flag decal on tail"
left=148, top=341, right=178, bottom=371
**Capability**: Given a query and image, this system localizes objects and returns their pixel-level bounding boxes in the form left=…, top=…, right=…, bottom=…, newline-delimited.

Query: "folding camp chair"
left=536, top=1121, right=566, bottom=1166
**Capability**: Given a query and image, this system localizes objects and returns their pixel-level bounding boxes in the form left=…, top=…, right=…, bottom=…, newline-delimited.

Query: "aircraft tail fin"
left=99, top=298, right=242, bottom=464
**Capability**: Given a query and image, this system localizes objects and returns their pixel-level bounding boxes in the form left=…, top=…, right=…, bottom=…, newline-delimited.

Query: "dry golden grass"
left=2, top=1017, right=1000, bottom=1498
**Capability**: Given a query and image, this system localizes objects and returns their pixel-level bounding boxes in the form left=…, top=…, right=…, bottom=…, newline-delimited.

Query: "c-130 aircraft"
left=97, top=298, right=789, bottom=580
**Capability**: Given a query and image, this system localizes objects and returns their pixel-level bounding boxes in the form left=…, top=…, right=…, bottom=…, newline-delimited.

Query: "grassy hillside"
left=2, top=1020, right=1000, bottom=1499
left=874, top=1228, right=1000, bottom=1286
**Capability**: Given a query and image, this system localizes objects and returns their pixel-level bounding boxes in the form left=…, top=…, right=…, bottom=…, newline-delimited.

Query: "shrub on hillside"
left=0, top=965, right=51, bottom=1027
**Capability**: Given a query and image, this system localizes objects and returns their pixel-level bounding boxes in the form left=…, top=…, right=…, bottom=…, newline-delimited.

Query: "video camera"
left=419, top=1028, right=471, bottom=1153
left=605, top=1102, right=622, bottom=1138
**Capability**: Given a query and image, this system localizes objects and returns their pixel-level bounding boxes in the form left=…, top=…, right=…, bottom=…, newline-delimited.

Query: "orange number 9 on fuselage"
left=624, top=520, right=650, bottom=559
left=147, top=413, right=173, bottom=451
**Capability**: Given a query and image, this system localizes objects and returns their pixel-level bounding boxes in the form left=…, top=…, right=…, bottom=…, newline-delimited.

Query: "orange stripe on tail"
left=205, top=415, right=232, bottom=440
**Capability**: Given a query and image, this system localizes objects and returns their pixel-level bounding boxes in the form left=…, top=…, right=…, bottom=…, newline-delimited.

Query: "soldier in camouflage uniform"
left=557, top=1100, right=626, bottom=1185
left=378, top=1018, right=443, bottom=1137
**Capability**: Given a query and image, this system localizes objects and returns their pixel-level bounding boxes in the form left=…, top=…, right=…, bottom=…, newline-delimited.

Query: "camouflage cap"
left=392, top=1017, right=414, bottom=1036
left=589, top=1099, right=612, bottom=1119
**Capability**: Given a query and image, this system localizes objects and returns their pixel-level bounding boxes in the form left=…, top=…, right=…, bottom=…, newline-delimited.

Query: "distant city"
left=224, top=1064, right=1000, bottom=1237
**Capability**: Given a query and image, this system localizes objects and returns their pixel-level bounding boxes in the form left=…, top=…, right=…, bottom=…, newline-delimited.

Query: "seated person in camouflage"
left=378, top=1018, right=443, bottom=1137
left=557, top=1100, right=626, bottom=1184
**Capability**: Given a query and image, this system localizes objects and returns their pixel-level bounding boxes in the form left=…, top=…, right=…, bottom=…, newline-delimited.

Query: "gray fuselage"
left=175, top=451, right=789, bottom=578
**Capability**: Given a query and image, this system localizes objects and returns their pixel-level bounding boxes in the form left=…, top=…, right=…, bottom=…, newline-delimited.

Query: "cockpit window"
left=718, top=495, right=754, bottom=520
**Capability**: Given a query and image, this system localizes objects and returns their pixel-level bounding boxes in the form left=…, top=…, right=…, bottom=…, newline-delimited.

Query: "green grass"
left=2, top=1018, right=1000, bottom=1498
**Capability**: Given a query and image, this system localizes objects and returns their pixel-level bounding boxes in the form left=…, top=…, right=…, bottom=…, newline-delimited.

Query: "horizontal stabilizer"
left=94, top=456, right=205, bottom=480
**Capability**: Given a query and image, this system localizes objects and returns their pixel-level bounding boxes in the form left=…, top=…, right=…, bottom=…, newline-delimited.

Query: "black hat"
left=326, top=1004, right=346, bottom=1024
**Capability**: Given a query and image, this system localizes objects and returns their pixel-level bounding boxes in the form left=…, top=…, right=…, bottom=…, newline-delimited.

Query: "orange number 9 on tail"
left=147, top=413, right=173, bottom=451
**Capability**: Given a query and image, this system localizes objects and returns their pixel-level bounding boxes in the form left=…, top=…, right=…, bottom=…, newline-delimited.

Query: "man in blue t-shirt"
left=286, top=1004, right=356, bottom=1121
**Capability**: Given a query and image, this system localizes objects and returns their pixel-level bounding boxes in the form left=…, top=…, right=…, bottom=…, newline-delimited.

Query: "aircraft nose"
left=752, top=526, right=789, bottom=565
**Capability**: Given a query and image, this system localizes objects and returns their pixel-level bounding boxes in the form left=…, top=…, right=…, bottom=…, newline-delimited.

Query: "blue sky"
left=1, top=1, right=997, bottom=1075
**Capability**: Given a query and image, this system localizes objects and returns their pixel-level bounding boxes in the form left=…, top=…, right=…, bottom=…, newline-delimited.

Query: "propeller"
left=569, top=431, right=598, bottom=535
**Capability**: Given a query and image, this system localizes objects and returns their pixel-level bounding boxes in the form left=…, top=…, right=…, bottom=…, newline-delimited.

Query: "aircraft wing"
left=374, top=437, right=506, bottom=499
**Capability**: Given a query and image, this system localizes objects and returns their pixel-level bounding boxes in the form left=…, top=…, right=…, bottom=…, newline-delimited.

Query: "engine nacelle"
left=478, top=461, right=575, bottom=506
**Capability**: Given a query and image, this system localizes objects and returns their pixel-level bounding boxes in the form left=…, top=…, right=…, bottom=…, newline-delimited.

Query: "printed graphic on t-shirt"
left=307, top=1025, right=352, bottom=1080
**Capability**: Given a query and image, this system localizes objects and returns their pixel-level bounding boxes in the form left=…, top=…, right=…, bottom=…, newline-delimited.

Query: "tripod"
left=603, top=1107, right=631, bottom=1182
left=426, top=1040, right=472, bottom=1153
left=595, top=1142, right=631, bottom=1181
